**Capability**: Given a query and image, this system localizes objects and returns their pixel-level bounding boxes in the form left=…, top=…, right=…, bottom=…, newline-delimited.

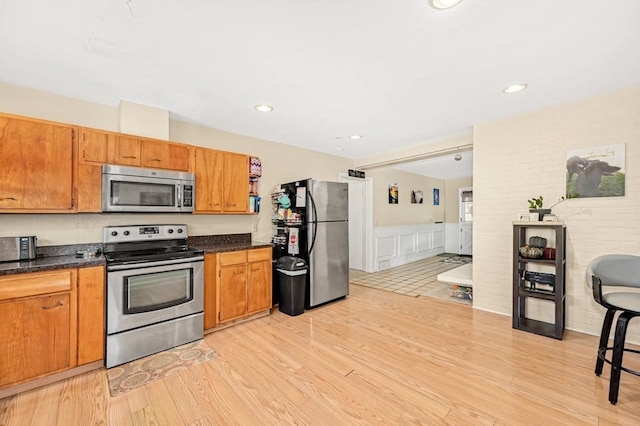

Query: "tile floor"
left=349, top=254, right=472, bottom=306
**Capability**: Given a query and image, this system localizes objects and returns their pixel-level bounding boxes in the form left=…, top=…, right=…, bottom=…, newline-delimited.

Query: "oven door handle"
left=107, top=255, right=204, bottom=271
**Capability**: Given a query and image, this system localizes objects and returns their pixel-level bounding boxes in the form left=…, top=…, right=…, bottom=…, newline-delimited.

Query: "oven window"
left=111, top=181, right=176, bottom=206
left=124, top=269, right=193, bottom=314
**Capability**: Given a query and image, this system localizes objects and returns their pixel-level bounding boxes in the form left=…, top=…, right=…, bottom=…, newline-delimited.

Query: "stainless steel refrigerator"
left=274, top=179, right=349, bottom=308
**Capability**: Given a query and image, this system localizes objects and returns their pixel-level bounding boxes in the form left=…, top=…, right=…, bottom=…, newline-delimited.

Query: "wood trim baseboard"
left=204, top=309, right=270, bottom=335
left=0, top=360, right=103, bottom=400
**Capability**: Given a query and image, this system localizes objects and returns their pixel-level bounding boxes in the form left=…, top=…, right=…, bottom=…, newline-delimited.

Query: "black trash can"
left=276, top=256, right=307, bottom=316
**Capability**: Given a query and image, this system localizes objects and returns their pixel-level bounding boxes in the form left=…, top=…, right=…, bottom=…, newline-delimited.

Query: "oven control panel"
left=103, top=224, right=188, bottom=243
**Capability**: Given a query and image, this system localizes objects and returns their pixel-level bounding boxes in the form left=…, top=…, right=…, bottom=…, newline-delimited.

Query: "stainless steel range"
left=103, top=224, right=204, bottom=368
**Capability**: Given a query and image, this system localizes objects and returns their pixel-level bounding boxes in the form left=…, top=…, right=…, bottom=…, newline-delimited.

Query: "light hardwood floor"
left=2, top=284, right=640, bottom=425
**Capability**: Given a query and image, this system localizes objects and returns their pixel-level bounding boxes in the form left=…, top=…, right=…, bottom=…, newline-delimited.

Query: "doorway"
left=339, top=173, right=373, bottom=272
left=459, top=187, right=473, bottom=255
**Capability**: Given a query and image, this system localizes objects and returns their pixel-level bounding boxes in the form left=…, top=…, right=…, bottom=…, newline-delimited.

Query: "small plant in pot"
left=528, top=196, right=551, bottom=221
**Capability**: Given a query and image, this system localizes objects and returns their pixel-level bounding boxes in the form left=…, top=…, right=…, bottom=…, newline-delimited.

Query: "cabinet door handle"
left=122, top=155, right=137, bottom=159
left=42, top=301, right=64, bottom=310
left=0, top=197, right=17, bottom=201
left=251, top=267, right=259, bottom=272
left=149, top=158, right=161, bottom=162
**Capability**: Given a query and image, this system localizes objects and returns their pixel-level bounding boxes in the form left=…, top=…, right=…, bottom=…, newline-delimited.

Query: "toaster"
left=0, top=236, right=37, bottom=262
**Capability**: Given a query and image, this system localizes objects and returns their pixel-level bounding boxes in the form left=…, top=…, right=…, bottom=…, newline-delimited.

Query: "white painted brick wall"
left=473, top=85, right=640, bottom=341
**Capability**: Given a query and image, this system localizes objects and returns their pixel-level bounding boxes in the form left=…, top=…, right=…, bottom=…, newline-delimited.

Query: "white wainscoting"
left=444, top=222, right=459, bottom=254
left=371, top=223, right=446, bottom=271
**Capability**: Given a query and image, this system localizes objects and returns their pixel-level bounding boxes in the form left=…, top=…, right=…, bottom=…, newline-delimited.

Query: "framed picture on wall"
left=388, top=183, right=398, bottom=204
left=433, top=188, right=440, bottom=206
left=411, top=190, right=423, bottom=204
left=566, top=143, right=625, bottom=198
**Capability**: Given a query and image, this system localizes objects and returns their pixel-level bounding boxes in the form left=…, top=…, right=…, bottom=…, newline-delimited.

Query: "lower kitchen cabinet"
left=0, top=266, right=105, bottom=391
left=210, top=248, right=272, bottom=327
left=218, top=250, right=248, bottom=323
left=0, top=270, right=77, bottom=388
left=77, top=266, right=105, bottom=365
left=203, top=253, right=218, bottom=329
left=246, top=248, right=272, bottom=314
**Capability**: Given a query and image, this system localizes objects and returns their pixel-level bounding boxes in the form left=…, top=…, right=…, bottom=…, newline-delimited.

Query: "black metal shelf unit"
left=512, top=222, right=566, bottom=339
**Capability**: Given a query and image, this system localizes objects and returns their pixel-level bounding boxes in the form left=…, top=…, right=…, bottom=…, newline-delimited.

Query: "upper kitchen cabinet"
left=80, top=128, right=189, bottom=171
left=192, top=148, right=250, bottom=214
left=107, top=134, right=141, bottom=166
left=140, top=138, right=190, bottom=171
left=192, top=147, right=224, bottom=213
left=77, top=128, right=110, bottom=212
left=0, top=115, right=75, bottom=212
left=109, top=135, right=191, bottom=171
left=79, top=128, right=109, bottom=163
left=224, top=153, right=250, bottom=213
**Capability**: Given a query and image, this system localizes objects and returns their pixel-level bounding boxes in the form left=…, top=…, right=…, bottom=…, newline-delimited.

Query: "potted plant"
left=528, top=196, right=551, bottom=220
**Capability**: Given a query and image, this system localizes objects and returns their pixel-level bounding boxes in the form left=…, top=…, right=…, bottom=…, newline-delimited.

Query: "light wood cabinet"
left=216, top=248, right=272, bottom=325
left=0, top=116, right=75, bottom=212
left=108, top=135, right=140, bottom=166
left=204, top=254, right=218, bottom=330
left=192, top=148, right=250, bottom=214
left=80, top=129, right=190, bottom=171
left=141, top=138, right=190, bottom=171
left=106, top=135, right=190, bottom=171
left=247, top=248, right=272, bottom=314
left=0, top=266, right=105, bottom=391
left=218, top=251, right=248, bottom=323
left=223, top=153, right=250, bottom=212
left=79, top=128, right=109, bottom=163
left=0, top=270, right=77, bottom=388
left=77, top=128, right=109, bottom=212
left=0, top=113, right=252, bottom=215
left=77, top=266, right=105, bottom=365
left=193, top=147, right=224, bottom=213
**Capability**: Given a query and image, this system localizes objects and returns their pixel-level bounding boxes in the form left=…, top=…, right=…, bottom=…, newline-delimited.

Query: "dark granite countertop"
left=0, top=234, right=273, bottom=276
left=191, top=241, right=272, bottom=254
left=0, top=254, right=105, bottom=276
left=188, top=233, right=272, bottom=254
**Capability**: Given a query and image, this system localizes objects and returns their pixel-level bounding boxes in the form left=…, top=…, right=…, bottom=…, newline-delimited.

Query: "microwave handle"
left=177, top=185, right=182, bottom=208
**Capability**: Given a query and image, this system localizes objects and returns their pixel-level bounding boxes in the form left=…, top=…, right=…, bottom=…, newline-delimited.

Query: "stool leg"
left=609, top=312, right=632, bottom=405
left=596, top=309, right=616, bottom=375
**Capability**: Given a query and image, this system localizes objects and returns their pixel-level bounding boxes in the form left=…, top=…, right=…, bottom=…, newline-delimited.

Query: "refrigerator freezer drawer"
left=308, top=221, right=349, bottom=307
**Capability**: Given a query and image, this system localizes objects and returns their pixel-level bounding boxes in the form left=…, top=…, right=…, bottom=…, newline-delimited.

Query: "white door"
left=459, top=187, right=473, bottom=256
left=347, top=179, right=366, bottom=270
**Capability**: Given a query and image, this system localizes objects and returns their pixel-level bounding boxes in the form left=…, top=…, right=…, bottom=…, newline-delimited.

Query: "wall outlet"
left=251, top=223, right=258, bottom=233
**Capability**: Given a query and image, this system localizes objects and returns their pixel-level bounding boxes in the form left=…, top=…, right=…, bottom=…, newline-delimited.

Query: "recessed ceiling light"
left=255, top=104, right=273, bottom=112
left=336, top=147, right=344, bottom=152
left=503, top=83, right=528, bottom=94
left=430, top=0, right=463, bottom=9
left=349, top=135, right=362, bottom=140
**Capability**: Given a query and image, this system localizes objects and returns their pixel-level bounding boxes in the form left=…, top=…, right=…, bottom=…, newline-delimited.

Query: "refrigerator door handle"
left=308, top=190, right=318, bottom=254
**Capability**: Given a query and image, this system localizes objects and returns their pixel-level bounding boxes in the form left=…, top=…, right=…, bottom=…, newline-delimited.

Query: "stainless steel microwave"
left=102, top=164, right=194, bottom=213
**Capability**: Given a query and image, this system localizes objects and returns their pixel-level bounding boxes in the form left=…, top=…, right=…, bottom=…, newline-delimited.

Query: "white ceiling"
left=1, top=0, right=639, bottom=178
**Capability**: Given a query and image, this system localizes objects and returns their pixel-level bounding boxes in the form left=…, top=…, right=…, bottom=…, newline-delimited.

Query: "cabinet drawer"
left=0, top=270, right=73, bottom=301
left=219, top=250, right=247, bottom=266
left=247, top=248, right=272, bottom=262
